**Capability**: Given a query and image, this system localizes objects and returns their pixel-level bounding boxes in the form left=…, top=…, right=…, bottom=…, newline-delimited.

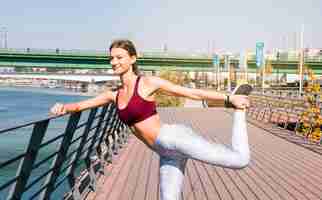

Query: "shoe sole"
left=232, top=84, right=253, bottom=96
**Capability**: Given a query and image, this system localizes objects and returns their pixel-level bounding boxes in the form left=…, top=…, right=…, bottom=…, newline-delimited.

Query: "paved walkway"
left=86, top=108, right=322, bottom=200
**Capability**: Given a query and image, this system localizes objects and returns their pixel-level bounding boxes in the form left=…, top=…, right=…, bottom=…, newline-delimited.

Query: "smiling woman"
left=50, top=39, right=252, bottom=200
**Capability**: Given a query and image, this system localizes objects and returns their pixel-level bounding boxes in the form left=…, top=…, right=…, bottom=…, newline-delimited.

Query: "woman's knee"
left=235, top=152, right=250, bottom=169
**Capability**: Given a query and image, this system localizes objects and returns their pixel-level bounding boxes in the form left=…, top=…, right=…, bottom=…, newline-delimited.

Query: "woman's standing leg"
left=159, top=155, right=187, bottom=200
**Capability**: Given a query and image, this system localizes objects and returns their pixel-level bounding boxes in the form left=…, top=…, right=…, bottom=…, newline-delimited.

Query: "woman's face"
left=110, top=47, right=136, bottom=75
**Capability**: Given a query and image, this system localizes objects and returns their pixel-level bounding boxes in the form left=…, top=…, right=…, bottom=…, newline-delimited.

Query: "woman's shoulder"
left=139, top=75, right=163, bottom=93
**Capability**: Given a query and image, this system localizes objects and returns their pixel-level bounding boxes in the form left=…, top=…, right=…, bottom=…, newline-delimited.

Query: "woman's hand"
left=230, top=95, right=250, bottom=109
left=50, top=103, right=67, bottom=116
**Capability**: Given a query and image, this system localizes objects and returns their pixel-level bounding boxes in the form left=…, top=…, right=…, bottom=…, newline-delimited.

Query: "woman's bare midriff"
left=132, top=114, right=161, bottom=147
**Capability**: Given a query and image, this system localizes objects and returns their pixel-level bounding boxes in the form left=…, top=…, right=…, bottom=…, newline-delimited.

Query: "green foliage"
left=155, top=70, right=188, bottom=107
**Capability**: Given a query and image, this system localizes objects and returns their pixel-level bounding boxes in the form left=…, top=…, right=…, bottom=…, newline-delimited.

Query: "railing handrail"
left=0, top=105, right=100, bottom=135
left=0, top=103, right=129, bottom=200
left=0, top=114, right=61, bottom=135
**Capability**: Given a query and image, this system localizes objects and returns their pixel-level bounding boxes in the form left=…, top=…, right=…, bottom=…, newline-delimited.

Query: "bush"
left=155, top=70, right=189, bottom=107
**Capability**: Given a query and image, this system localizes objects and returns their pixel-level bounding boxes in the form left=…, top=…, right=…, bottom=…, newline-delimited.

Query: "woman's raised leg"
left=173, top=110, right=250, bottom=168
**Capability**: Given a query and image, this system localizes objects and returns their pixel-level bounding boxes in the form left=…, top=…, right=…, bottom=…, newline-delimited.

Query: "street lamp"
left=1, top=27, right=8, bottom=49
left=224, top=54, right=231, bottom=92
left=276, top=51, right=280, bottom=87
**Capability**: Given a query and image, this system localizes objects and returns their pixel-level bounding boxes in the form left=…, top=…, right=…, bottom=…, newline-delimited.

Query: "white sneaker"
left=226, top=84, right=253, bottom=108
left=231, top=84, right=253, bottom=96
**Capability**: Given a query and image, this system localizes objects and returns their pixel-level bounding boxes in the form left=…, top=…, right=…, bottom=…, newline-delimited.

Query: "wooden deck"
left=86, top=108, right=322, bottom=200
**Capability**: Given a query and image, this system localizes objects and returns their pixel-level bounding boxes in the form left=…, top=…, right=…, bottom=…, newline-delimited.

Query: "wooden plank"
left=186, top=160, right=207, bottom=199
left=86, top=136, right=136, bottom=200
left=198, top=133, right=257, bottom=200
left=144, top=152, right=159, bottom=200
left=181, top=160, right=194, bottom=200
left=249, top=125, right=322, bottom=187
left=252, top=143, right=322, bottom=196
left=250, top=147, right=313, bottom=199
left=132, top=150, right=153, bottom=200
left=92, top=137, right=141, bottom=200
left=105, top=140, right=145, bottom=200
left=200, top=134, right=263, bottom=200
left=192, top=162, right=221, bottom=200
left=246, top=127, right=321, bottom=199
left=225, top=169, right=259, bottom=199
left=217, top=167, right=247, bottom=200
left=242, top=166, right=282, bottom=200
left=185, top=162, right=197, bottom=200
left=247, top=131, right=310, bottom=199
left=118, top=146, right=148, bottom=199
left=205, top=166, right=233, bottom=200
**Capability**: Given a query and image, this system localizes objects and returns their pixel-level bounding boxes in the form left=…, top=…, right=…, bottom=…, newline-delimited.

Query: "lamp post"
left=0, top=27, right=3, bottom=48
left=244, top=50, right=248, bottom=83
left=1, top=27, right=8, bottom=49
left=224, top=54, right=231, bottom=92
left=212, top=54, right=220, bottom=91
left=276, top=51, right=280, bottom=87
left=256, top=42, right=264, bottom=91
left=299, top=25, right=304, bottom=96
left=261, top=57, right=266, bottom=94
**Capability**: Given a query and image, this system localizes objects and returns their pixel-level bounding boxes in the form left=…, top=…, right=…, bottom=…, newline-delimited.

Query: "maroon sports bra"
left=116, top=76, right=157, bottom=126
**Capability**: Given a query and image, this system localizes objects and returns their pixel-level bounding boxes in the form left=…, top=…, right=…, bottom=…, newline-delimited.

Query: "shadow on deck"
left=86, top=108, right=322, bottom=200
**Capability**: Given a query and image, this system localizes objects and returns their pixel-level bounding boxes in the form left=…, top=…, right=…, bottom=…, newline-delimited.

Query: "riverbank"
left=0, top=86, right=91, bottom=130
left=0, top=85, right=96, bottom=97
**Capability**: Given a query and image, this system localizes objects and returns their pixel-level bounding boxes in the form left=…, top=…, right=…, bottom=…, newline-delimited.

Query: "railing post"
left=115, top=120, right=123, bottom=148
left=96, top=104, right=115, bottom=172
left=112, top=120, right=122, bottom=154
left=118, top=124, right=127, bottom=146
left=121, top=124, right=129, bottom=143
left=96, top=103, right=116, bottom=174
left=82, top=105, right=111, bottom=191
left=90, top=105, right=108, bottom=151
left=39, top=112, right=81, bottom=200
left=118, top=123, right=129, bottom=147
left=104, top=109, right=119, bottom=163
left=6, top=120, right=49, bottom=200
left=66, top=108, right=98, bottom=200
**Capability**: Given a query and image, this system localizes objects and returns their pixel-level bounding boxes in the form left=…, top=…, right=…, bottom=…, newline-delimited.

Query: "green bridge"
left=1, top=48, right=322, bottom=74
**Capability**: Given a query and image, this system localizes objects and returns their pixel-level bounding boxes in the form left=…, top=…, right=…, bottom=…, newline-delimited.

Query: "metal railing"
left=0, top=103, right=130, bottom=200
left=252, top=87, right=305, bottom=98
left=247, top=93, right=322, bottom=146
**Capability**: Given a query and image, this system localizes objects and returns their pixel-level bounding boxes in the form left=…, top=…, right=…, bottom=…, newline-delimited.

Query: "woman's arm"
left=149, top=76, right=225, bottom=101
left=50, top=90, right=115, bottom=115
left=148, top=76, right=249, bottom=109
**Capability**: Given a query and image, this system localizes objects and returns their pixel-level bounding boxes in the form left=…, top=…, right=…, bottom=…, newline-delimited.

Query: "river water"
left=0, top=86, right=90, bottom=199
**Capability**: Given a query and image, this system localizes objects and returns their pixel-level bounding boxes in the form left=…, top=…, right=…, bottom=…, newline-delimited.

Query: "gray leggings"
left=152, top=111, right=250, bottom=200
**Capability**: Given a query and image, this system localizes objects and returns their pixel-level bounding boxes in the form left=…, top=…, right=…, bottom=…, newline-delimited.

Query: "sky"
left=1, top=0, right=322, bottom=54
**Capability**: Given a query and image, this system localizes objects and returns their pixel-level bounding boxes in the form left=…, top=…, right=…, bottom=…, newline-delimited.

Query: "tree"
left=155, top=69, right=188, bottom=107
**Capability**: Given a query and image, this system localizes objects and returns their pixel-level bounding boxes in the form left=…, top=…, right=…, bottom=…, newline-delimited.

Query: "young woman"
left=50, top=39, right=251, bottom=200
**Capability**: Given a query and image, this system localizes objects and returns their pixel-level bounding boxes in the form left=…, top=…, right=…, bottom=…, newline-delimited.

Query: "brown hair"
left=109, top=39, right=140, bottom=75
